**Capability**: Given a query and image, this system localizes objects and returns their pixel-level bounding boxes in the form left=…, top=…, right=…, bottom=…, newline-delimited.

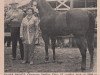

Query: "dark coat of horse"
left=33, top=0, right=95, bottom=71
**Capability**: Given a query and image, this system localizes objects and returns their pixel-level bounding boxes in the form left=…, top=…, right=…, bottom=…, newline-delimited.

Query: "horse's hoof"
left=29, top=61, right=34, bottom=65
left=81, top=69, right=86, bottom=72
left=90, top=67, right=94, bottom=72
left=44, top=57, right=49, bottom=63
left=81, top=67, right=86, bottom=72
left=90, top=67, right=93, bottom=70
left=44, top=60, right=49, bottom=63
left=90, top=64, right=94, bottom=70
left=89, top=68, right=94, bottom=72
left=45, top=57, right=49, bottom=61
left=52, top=60, right=56, bottom=63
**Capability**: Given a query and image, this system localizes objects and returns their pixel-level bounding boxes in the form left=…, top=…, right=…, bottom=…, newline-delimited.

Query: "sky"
left=4, top=0, right=31, bottom=6
left=4, top=0, right=68, bottom=7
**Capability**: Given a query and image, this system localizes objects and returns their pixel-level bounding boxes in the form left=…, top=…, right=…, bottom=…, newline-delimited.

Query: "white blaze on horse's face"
left=33, top=1, right=37, bottom=6
left=32, top=1, right=37, bottom=10
left=33, top=0, right=39, bottom=2
left=35, top=0, right=41, bottom=3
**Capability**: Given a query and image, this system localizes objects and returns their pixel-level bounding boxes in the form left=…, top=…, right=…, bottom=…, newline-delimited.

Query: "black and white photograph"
left=4, top=0, right=97, bottom=73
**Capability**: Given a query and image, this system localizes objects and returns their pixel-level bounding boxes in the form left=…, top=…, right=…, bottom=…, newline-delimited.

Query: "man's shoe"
left=7, top=45, right=11, bottom=47
left=12, top=57, right=16, bottom=60
left=29, top=61, right=33, bottom=65
left=18, top=57, right=24, bottom=60
left=22, top=61, right=27, bottom=64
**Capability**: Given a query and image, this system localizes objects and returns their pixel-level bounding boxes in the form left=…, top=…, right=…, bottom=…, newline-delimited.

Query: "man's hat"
left=33, top=1, right=37, bottom=6
left=9, top=3, right=18, bottom=5
left=9, top=0, right=18, bottom=5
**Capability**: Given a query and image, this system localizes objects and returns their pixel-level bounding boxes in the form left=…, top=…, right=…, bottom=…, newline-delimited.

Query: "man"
left=4, top=6, right=11, bottom=47
left=5, top=2, right=24, bottom=60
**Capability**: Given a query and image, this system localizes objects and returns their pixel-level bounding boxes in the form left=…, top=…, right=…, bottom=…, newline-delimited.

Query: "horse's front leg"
left=51, top=37, right=56, bottom=62
left=75, top=36, right=87, bottom=71
left=42, top=34, right=49, bottom=62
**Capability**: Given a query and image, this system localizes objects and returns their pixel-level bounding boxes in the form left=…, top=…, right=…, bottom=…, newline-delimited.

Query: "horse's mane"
left=38, top=0, right=56, bottom=13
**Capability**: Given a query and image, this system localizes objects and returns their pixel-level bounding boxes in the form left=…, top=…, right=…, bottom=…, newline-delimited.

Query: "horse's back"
left=68, top=9, right=90, bottom=34
left=40, top=9, right=92, bottom=36
left=55, top=9, right=90, bottom=35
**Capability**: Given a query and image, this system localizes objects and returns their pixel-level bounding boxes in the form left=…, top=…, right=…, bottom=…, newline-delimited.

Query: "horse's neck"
left=38, top=0, right=56, bottom=18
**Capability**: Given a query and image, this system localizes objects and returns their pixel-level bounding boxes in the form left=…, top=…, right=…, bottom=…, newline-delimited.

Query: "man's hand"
left=20, top=36, right=24, bottom=41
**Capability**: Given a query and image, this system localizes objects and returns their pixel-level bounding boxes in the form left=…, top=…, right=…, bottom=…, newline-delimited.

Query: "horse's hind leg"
left=42, top=34, right=49, bottom=62
left=51, top=37, right=56, bottom=62
left=86, top=33, right=94, bottom=69
left=75, top=36, right=87, bottom=70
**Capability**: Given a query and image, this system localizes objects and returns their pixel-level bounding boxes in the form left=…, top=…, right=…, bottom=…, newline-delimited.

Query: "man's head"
left=9, top=2, right=18, bottom=10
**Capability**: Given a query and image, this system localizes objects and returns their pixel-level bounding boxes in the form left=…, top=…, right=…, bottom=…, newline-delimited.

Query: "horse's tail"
left=88, top=11, right=95, bottom=34
left=86, top=11, right=95, bottom=51
left=86, top=12, right=95, bottom=38
left=86, top=11, right=95, bottom=69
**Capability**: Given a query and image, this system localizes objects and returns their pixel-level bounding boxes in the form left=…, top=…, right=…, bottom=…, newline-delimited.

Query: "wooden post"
left=85, top=0, right=87, bottom=8
left=70, top=0, right=73, bottom=9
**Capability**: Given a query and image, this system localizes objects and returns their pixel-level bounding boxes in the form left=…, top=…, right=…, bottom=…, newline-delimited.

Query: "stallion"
left=33, top=0, right=95, bottom=71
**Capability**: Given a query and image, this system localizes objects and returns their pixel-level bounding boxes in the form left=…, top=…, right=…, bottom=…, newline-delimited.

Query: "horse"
left=33, top=0, right=95, bottom=71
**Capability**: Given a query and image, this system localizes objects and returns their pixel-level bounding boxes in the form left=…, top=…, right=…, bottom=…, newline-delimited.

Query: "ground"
left=4, top=43, right=97, bottom=72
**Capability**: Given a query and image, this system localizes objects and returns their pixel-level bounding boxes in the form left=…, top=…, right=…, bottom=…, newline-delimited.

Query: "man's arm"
left=20, top=19, right=24, bottom=38
left=18, top=9, right=25, bottom=23
left=5, top=10, right=14, bottom=22
left=34, top=17, right=40, bottom=38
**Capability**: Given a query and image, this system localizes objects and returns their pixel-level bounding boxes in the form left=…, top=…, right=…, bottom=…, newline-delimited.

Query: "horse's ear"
left=32, top=0, right=38, bottom=2
left=35, top=0, right=39, bottom=2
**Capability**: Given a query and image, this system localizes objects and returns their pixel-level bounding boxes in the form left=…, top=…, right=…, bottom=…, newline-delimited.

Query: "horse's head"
left=32, top=0, right=38, bottom=6
left=32, top=0, right=41, bottom=5
left=32, top=0, right=55, bottom=18
left=32, top=0, right=48, bottom=8
left=32, top=0, right=41, bottom=10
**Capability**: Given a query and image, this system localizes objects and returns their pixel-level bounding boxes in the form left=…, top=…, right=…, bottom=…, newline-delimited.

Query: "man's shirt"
left=6, top=8, right=24, bottom=27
